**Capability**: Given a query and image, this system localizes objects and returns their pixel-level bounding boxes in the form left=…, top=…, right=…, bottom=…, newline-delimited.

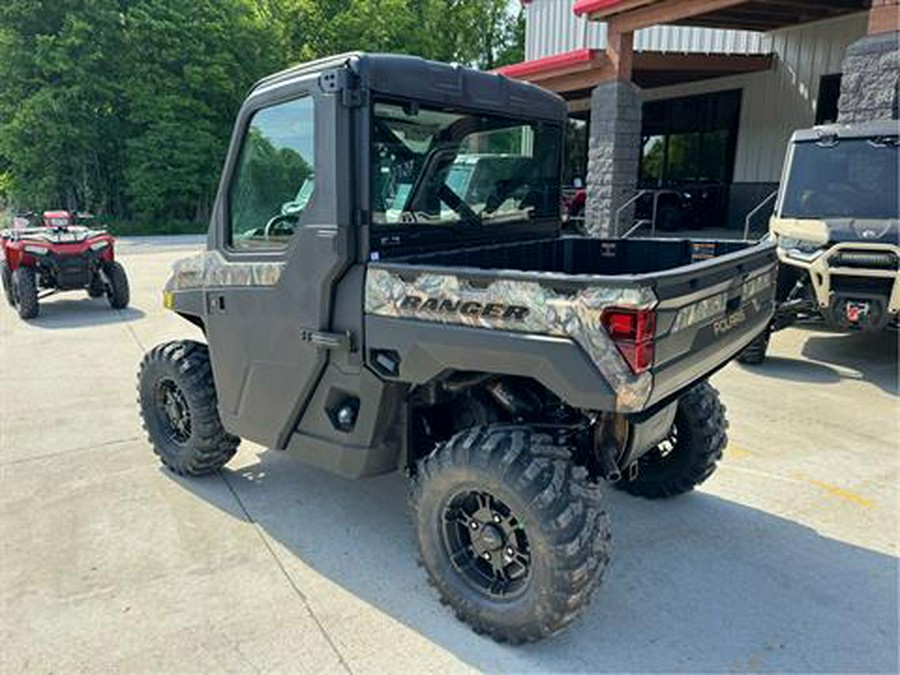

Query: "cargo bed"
left=366, top=236, right=778, bottom=412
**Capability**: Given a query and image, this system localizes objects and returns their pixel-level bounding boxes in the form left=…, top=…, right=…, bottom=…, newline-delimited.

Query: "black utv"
left=138, top=53, right=777, bottom=643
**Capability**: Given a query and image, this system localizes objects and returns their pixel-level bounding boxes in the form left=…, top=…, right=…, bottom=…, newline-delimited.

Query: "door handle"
left=208, top=293, right=226, bottom=314
left=300, top=329, right=352, bottom=351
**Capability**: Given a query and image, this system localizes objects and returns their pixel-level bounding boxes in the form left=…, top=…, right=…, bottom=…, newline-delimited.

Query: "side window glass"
left=229, top=96, right=315, bottom=250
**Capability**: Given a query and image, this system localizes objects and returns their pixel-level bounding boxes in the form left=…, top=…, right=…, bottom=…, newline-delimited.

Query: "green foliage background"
left=0, top=0, right=524, bottom=232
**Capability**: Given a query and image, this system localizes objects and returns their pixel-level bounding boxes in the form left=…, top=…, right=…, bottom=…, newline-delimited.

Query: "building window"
left=639, top=89, right=742, bottom=187
left=816, top=74, right=842, bottom=125
left=563, top=116, right=589, bottom=187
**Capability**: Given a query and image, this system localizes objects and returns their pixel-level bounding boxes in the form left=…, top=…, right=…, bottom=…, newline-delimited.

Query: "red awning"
left=573, top=0, right=627, bottom=17
left=495, top=48, right=597, bottom=79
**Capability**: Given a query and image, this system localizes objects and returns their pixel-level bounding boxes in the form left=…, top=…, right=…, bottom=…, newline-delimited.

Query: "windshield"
left=371, top=101, right=561, bottom=236
left=780, top=137, right=899, bottom=220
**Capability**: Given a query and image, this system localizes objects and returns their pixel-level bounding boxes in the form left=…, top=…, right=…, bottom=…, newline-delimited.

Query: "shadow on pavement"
left=168, top=453, right=898, bottom=673
left=738, top=355, right=843, bottom=384
left=801, top=331, right=898, bottom=394
left=24, top=299, right=145, bottom=328
left=740, top=329, right=898, bottom=394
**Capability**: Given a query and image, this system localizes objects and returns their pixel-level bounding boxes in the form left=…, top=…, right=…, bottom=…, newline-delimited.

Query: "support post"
left=585, top=29, right=641, bottom=238
left=837, top=0, right=899, bottom=124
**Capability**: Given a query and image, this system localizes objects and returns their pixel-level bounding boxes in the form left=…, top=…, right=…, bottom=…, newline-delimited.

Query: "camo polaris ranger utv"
left=138, top=53, right=777, bottom=643
left=738, top=122, right=899, bottom=364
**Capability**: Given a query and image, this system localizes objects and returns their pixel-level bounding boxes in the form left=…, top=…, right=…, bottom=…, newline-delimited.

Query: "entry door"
left=203, top=90, right=348, bottom=450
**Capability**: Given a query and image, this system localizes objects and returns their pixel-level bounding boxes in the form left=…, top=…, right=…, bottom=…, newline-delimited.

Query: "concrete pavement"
left=1, top=237, right=897, bottom=673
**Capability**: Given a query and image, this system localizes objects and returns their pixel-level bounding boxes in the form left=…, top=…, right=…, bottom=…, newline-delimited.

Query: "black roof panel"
left=252, top=52, right=567, bottom=123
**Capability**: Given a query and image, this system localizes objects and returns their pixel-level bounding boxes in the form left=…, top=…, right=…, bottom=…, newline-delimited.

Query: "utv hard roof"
left=791, top=120, right=900, bottom=143
left=251, top=52, right=567, bottom=123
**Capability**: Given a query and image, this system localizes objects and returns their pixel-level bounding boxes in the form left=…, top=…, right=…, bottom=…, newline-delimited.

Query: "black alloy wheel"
left=156, top=378, right=192, bottom=445
left=137, top=340, right=240, bottom=476
left=441, top=490, right=531, bottom=599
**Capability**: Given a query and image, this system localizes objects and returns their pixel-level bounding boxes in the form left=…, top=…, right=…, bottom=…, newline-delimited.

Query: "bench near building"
left=498, top=0, right=899, bottom=236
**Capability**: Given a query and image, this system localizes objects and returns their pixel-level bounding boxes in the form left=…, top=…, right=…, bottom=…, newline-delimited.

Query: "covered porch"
left=498, top=0, right=897, bottom=237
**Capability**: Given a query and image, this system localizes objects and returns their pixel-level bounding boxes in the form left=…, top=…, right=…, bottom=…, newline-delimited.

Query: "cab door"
left=203, top=82, right=352, bottom=450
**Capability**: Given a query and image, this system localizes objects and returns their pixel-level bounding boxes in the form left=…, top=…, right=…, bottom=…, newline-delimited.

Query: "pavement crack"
left=219, top=471, right=353, bottom=674
left=124, top=321, right=146, bottom=353
left=0, top=436, right=141, bottom=467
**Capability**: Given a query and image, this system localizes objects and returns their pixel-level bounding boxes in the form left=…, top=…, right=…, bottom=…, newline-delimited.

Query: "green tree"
left=122, top=0, right=280, bottom=222
left=0, top=0, right=526, bottom=226
left=0, top=0, right=128, bottom=213
left=273, top=0, right=523, bottom=69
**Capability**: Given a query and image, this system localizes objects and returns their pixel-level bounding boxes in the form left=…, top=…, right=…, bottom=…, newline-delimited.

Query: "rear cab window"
left=370, top=100, right=561, bottom=251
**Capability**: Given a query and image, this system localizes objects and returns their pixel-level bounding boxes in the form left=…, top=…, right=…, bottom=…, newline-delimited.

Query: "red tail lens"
left=601, top=308, right=656, bottom=374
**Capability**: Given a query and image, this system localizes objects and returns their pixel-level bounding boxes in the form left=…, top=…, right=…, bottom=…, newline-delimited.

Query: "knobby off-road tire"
left=12, top=266, right=39, bottom=319
left=105, top=261, right=130, bottom=309
left=736, top=329, right=770, bottom=365
left=615, top=381, right=727, bottom=499
left=1, top=261, right=15, bottom=307
left=410, top=424, right=611, bottom=644
left=138, top=340, right=239, bottom=476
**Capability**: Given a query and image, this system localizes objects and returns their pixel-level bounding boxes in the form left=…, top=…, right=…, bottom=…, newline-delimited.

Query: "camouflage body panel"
left=364, top=266, right=656, bottom=412
left=167, top=250, right=284, bottom=290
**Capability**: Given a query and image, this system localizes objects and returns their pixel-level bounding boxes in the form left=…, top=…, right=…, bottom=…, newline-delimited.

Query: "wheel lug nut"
left=482, top=552, right=491, bottom=560
left=470, top=521, right=479, bottom=529
left=506, top=547, right=514, bottom=556
left=493, top=514, right=501, bottom=523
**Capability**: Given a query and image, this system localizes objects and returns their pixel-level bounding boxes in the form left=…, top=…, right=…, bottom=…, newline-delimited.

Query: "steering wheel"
left=263, top=213, right=297, bottom=239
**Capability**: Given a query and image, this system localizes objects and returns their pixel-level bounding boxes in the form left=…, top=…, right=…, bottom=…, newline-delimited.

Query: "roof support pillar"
left=838, top=1, right=899, bottom=124
left=606, top=25, right=634, bottom=82
left=585, top=80, right=643, bottom=237
left=868, top=0, right=899, bottom=35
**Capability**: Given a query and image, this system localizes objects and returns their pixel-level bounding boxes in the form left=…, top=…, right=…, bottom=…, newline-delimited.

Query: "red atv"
left=1, top=210, right=130, bottom=319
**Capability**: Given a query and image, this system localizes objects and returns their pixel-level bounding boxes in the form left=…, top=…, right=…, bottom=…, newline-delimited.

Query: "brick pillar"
left=585, top=80, right=642, bottom=238
left=837, top=1, right=899, bottom=124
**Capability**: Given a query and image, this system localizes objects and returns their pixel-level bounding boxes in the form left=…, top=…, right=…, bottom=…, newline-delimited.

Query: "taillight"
left=601, top=307, right=656, bottom=374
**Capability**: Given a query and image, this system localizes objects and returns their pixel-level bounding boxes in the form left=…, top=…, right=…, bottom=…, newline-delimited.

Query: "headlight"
left=778, top=236, right=824, bottom=261
left=23, top=245, right=48, bottom=255
left=90, top=240, right=109, bottom=251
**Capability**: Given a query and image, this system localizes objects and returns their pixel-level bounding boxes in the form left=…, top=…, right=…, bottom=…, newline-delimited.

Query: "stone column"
left=585, top=80, right=642, bottom=238
left=837, top=1, right=899, bottom=124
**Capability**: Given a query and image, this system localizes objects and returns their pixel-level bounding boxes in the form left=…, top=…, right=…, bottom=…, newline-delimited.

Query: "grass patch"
left=94, top=218, right=207, bottom=237
left=0, top=210, right=207, bottom=236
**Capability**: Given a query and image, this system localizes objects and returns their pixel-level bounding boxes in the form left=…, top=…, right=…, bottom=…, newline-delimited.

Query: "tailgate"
left=646, top=239, right=778, bottom=407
